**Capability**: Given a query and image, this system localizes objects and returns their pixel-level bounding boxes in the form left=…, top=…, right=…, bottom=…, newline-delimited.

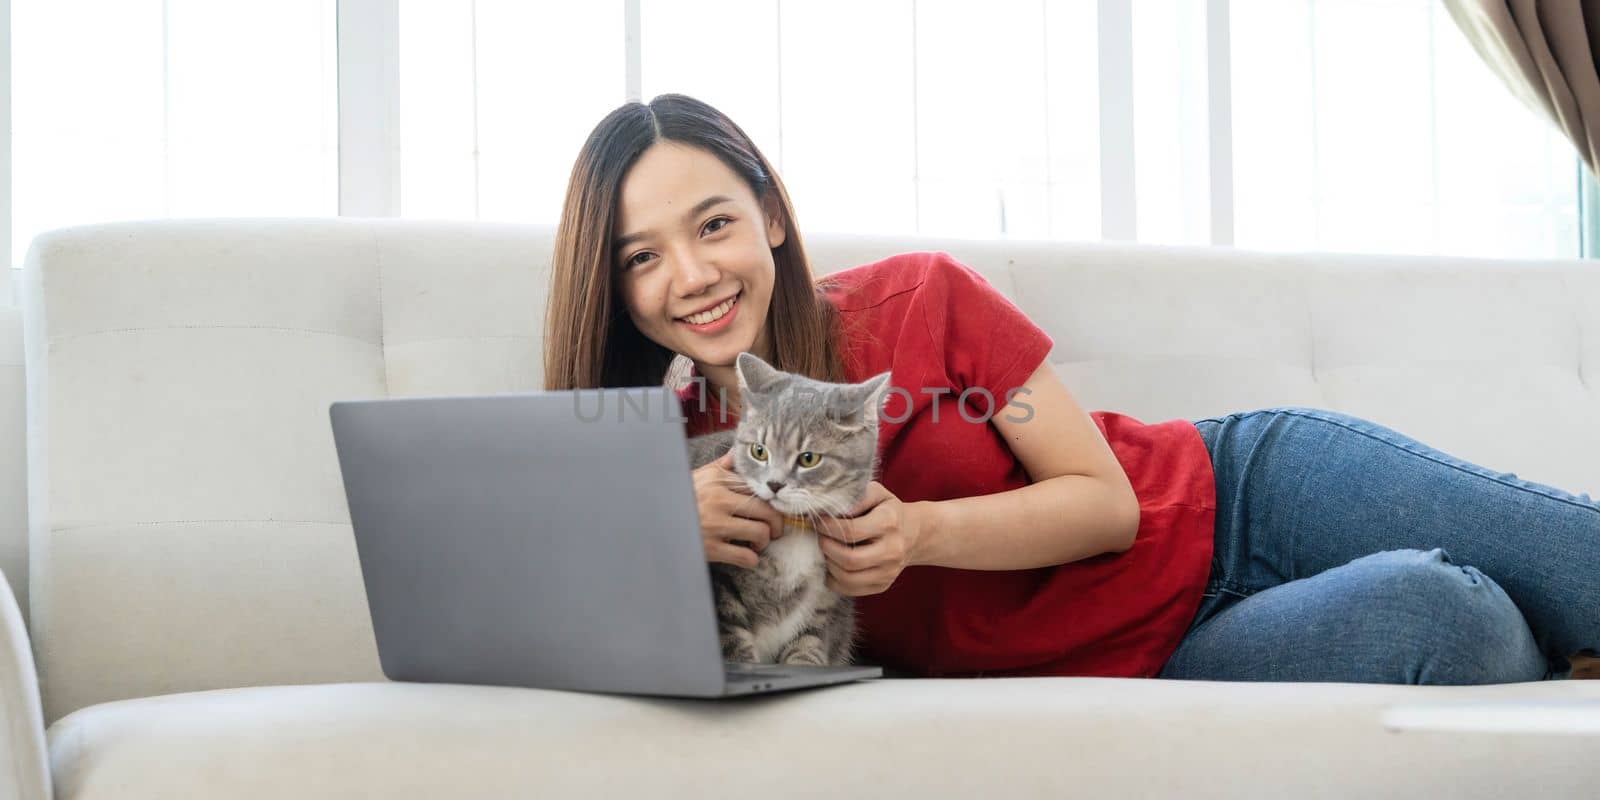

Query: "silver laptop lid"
left=329, top=387, right=727, bottom=697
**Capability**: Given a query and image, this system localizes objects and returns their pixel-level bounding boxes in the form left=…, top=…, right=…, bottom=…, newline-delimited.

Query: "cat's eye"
left=749, top=442, right=768, bottom=461
left=797, top=451, right=821, bottom=468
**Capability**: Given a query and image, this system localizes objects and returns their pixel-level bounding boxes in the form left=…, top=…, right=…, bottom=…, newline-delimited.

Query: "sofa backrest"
left=21, top=218, right=1600, bottom=723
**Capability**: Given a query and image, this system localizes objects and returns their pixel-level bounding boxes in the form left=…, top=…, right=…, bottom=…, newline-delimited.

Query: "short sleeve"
left=919, top=252, right=1055, bottom=408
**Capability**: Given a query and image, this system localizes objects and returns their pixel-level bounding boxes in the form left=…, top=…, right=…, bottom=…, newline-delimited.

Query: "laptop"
left=328, top=386, right=883, bottom=698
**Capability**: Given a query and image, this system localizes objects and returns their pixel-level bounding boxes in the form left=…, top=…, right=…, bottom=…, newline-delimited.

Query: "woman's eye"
left=749, top=442, right=768, bottom=461
left=797, top=451, right=820, bottom=468
left=621, top=220, right=725, bottom=270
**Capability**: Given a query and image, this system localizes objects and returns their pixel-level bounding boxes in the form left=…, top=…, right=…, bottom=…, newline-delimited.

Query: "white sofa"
left=2, top=218, right=1597, bottom=799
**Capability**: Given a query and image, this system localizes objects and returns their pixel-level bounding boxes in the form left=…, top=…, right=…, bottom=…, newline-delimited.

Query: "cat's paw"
left=720, top=630, right=759, bottom=664
left=780, top=654, right=828, bottom=667
left=777, top=633, right=832, bottom=665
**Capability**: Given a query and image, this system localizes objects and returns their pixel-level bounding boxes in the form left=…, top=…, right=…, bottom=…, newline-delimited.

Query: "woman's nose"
left=671, top=252, right=720, bottom=294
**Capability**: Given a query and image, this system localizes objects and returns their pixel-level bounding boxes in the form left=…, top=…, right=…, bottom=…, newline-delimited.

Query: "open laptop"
left=328, top=386, right=882, bottom=698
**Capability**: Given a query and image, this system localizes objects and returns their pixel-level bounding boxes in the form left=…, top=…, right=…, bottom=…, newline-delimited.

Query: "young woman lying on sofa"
left=539, top=93, right=1598, bottom=685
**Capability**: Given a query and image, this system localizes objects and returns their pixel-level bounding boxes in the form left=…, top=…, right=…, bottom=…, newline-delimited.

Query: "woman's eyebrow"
left=614, top=195, right=735, bottom=250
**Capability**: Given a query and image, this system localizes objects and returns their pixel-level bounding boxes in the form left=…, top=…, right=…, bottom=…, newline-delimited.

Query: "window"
left=401, top=0, right=1101, bottom=241
left=5, top=0, right=1588, bottom=279
left=398, top=0, right=623, bottom=222
left=1230, top=0, right=1579, bottom=258
left=10, top=0, right=338, bottom=270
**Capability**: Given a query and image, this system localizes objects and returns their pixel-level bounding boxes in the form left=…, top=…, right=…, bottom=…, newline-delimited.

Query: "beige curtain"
left=1443, top=0, right=1600, bottom=177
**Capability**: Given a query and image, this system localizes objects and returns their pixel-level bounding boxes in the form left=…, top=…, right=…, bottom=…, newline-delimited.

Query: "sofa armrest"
left=0, top=568, right=49, bottom=800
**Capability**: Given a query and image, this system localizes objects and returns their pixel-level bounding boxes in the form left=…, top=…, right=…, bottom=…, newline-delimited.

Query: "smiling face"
left=612, top=142, right=787, bottom=391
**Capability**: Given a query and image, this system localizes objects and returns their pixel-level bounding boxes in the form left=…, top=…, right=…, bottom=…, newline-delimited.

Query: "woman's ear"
left=763, top=193, right=787, bottom=249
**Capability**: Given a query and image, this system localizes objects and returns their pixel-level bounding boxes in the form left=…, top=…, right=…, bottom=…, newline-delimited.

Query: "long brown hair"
left=543, top=94, right=849, bottom=390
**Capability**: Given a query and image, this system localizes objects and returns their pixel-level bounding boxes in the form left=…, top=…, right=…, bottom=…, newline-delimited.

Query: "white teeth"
left=683, top=294, right=737, bottom=325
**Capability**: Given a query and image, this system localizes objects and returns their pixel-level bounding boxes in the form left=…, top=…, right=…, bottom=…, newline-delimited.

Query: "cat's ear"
left=735, top=351, right=784, bottom=396
left=831, top=371, right=892, bottom=430
left=858, top=371, right=892, bottom=418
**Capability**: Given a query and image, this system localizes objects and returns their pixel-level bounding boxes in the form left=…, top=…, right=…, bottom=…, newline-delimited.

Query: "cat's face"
left=727, top=352, right=890, bottom=518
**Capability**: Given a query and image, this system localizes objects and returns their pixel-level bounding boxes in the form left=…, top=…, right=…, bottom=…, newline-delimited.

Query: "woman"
left=543, top=93, right=1598, bottom=684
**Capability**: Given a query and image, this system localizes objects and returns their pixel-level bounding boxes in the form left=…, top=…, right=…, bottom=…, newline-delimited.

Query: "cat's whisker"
left=727, top=490, right=779, bottom=520
left=809, top=494, right=850, bottom=521
left=730, top=496, right=766, bottom=518
left=798, top=492, right=838, bottom=518
left=708, top=475, right=764, bottom=497
left=803, top=510, right=829, bottom=530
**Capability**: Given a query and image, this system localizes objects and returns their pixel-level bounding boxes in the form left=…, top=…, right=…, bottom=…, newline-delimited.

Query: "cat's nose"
left=766, top=480, right=785, bottom=494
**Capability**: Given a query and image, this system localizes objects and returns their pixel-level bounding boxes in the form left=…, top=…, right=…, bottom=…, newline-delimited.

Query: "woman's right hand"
left=693, top=450, right=783, bottom=569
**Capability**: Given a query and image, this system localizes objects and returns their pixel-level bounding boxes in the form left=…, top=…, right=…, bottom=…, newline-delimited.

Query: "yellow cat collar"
left=781, top=515, right=815, bottom=531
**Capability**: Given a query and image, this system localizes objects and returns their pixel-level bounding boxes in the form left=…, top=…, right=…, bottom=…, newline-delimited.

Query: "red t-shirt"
left=679, top=251, right=1216, bottom=678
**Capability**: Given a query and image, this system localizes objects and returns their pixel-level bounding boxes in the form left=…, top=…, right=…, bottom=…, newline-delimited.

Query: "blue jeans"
left=1157, top=407, right=1599, bottom=684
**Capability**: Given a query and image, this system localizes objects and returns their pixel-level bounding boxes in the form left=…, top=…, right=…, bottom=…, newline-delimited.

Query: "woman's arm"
left=912, top=360, right=1140, bottom=571
left=911, top=474, right=1137, bottom=570
left=816, top=359, right=1144, bottom=595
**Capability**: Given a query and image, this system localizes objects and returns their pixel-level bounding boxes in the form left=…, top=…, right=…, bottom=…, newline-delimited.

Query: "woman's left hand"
left=814, top=481, right=926, bottom=597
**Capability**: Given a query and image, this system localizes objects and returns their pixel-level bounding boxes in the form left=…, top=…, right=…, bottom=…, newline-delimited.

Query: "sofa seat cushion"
left=46, top=678, right=1600, bottom=798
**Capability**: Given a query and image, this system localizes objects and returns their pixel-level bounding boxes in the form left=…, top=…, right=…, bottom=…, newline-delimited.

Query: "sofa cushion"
left=46, top=678, right=1600, bottom=798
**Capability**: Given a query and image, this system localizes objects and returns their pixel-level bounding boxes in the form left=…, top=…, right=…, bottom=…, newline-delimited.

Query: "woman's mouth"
left=677, top=291, right=741, bottom=333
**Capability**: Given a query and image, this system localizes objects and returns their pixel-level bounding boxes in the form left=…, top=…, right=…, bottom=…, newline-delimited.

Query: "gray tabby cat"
left=686, top=351, right=891, bottom=665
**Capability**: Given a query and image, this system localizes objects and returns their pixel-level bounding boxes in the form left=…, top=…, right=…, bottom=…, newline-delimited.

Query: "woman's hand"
left=693, top=450, right=783, bottom=569
left=814, top=481, right=927, bottom=597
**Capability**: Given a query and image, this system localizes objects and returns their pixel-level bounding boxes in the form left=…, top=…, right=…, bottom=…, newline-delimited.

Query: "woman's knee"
left=1340, top=548, right=1547, bottom=684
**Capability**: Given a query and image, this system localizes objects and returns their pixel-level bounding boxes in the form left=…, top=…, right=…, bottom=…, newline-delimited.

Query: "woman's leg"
left=1158, top=547, right=1547, bottom=683
left=1170, top=406, right=1600, bottom=681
